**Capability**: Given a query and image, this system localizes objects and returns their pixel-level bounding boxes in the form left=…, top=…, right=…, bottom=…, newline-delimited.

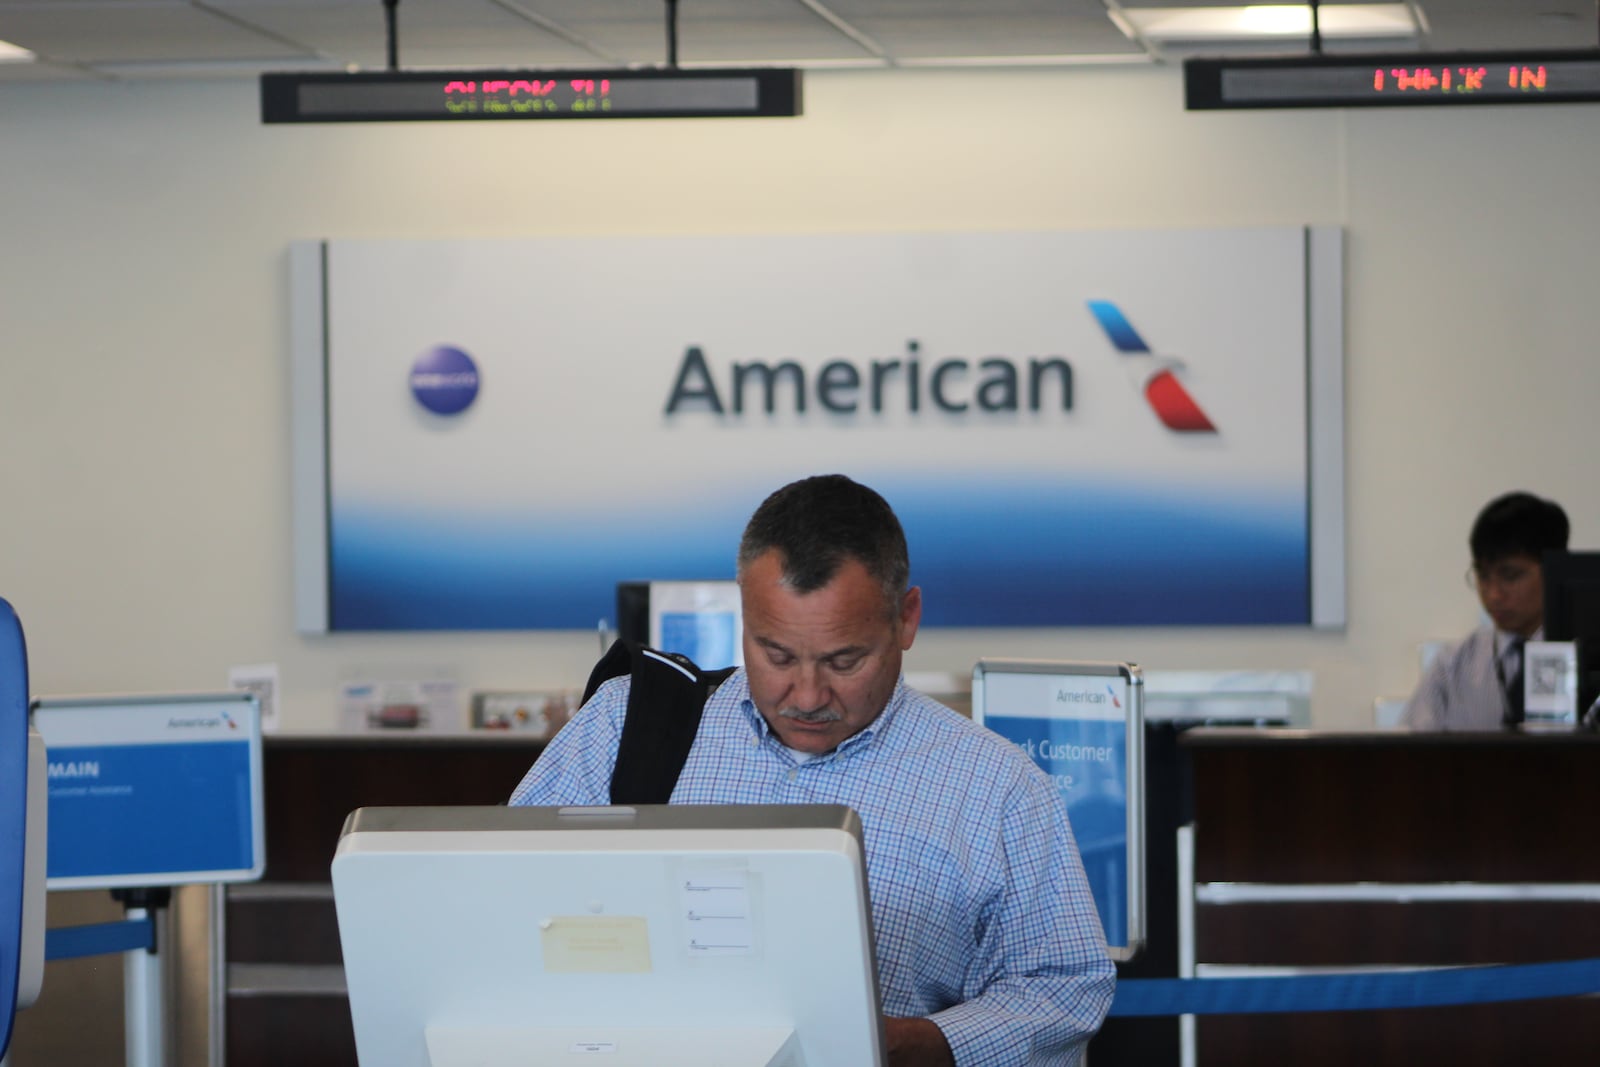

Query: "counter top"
left=1180, top=726, right=1600, bottom=748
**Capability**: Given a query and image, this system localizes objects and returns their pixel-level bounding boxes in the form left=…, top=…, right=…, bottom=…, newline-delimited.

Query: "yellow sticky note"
left=541, top=916, right=652, bottom=973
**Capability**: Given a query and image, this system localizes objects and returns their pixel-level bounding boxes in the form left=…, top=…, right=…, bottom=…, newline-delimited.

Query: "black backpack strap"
left=584, top=638, right=735, bottom=805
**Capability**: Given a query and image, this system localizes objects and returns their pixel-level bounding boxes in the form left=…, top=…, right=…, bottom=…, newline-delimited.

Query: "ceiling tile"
left=0, top=1, right=313, bottom=63
left=0, top=0, right=1594, bottom=82
left=208, top=0, right=607, bottom=68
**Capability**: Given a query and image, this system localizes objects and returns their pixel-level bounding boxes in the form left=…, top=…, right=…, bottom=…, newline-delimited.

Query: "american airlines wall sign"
left=291, top=228, right=1345, bottom=632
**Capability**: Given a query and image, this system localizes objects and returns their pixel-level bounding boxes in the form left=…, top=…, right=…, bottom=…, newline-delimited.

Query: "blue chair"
left=1, top=597, right=34, bottom=1059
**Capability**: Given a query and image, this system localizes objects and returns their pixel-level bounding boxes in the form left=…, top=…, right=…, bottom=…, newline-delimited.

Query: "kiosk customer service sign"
left=972, top=659, right=1145, bottom=959
left=292, top=228, right=1343, bottom=631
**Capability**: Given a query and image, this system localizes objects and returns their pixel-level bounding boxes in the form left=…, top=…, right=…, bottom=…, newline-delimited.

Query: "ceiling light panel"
left=0, top=37, right=34, bottom=62
left=1118, top=4, right=1419, bottom=42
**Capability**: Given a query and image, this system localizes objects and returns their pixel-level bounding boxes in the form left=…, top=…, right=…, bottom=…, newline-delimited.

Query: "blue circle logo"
left=409, top=345, right=480, bottom=415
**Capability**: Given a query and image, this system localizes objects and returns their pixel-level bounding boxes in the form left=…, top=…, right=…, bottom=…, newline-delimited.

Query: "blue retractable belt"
left=44, top=919, right=155, bottom=961
left=1109, top=957, right=1600, bottom=1016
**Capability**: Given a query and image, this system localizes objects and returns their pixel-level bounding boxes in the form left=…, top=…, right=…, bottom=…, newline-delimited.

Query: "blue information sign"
left=972, top=660, right=1145, bottom=960
left=30, top=693, right=264, bottom=890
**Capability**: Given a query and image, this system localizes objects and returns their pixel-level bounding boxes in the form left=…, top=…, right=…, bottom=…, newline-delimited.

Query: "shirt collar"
left=1496, top=627, right=1541, bottom=655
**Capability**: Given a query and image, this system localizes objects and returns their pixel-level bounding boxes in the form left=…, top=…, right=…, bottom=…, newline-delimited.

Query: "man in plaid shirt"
left=512, top=474, right=1115, bottom=1066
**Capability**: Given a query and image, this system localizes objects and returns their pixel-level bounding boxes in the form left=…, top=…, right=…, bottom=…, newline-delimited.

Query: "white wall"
left=1, top=66, right=1595, bottom=731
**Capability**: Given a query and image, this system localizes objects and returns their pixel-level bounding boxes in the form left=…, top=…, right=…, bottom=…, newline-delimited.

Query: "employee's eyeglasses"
left=1465, top=562, right=1535, bottom=591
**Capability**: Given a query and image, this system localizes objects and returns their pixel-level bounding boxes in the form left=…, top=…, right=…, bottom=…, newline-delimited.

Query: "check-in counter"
left=1180, top=728, right=1600, bottom=1066
left=224, top=722, right=1600, bottom=1067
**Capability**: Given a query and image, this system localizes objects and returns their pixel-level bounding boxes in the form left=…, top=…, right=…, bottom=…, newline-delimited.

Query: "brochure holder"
left=972, top=659, right=1146, bottom=960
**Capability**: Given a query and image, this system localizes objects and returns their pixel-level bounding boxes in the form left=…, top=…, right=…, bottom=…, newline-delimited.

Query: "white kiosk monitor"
left=972, top=659, right=1146, bottom=960
left=332, top=804, right=885, bottom=1067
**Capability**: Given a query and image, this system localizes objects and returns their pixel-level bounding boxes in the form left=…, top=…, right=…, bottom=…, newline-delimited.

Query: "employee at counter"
left=1403, top=491, right=1569, bottom=731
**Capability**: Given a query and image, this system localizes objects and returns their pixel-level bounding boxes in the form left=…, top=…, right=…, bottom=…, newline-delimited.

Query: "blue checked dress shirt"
left=509, top=670, right=1116, bottom=1066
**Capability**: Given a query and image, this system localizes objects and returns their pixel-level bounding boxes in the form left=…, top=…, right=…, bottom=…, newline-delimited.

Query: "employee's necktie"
left=1502, top=637, right=1526, bottom=726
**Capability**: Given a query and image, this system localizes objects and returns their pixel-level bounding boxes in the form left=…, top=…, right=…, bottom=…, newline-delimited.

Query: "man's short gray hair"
left=736, top=474, right=910, bottom=614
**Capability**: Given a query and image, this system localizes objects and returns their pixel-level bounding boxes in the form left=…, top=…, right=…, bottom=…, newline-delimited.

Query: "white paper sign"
left=1523, top=640, right=1578, bottom=726
left=229, top=662, right=280, bottom=734
left=681, top=871, right=754, bottom=957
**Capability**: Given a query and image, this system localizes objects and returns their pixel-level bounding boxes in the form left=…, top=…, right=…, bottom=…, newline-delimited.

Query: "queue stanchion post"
left=111, top=887, right=171, bottom=1067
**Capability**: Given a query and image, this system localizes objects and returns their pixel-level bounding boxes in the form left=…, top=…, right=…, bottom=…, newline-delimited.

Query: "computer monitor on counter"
left=616, top=580, right=743, bottom=668
left=1543, top=550, right=1600, bottom=725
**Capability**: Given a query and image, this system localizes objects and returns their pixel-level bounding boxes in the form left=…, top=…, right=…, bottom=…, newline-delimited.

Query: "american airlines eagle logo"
left=1086, top=301, right=1218, bottom=434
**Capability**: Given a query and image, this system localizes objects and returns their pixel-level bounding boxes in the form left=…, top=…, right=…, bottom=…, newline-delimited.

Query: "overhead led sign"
left=1185, top=50, right=1600, bottom=109
left=261, top=68, right=802, bottom=123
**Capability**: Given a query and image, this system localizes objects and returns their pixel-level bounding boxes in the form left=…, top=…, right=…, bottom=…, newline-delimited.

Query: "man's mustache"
left=778, top=706, right=843, bottom=725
